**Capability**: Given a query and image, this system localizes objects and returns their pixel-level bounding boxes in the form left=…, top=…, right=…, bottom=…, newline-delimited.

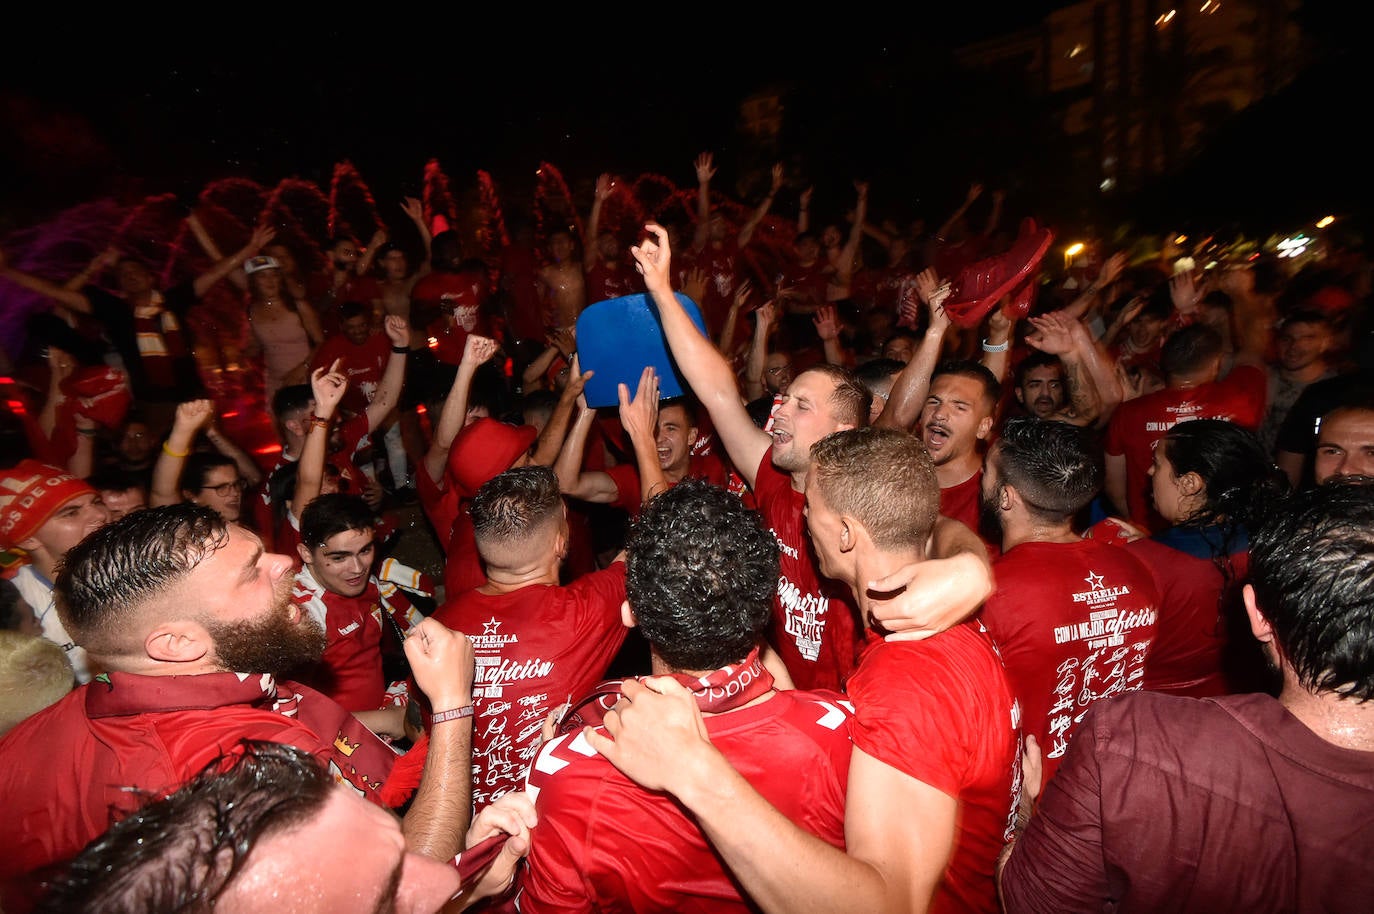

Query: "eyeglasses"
left=201, top=479, right=248, bottom=497
left=767, top=364, right=793, bottom=376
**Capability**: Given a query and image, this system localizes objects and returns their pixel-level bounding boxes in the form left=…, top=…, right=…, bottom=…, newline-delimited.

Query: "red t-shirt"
left=519, top=688, right=853, bottom=913
left=691, top=239, right=743, bottom=336
left=602, top=451, right=729, bottom=517
left=0, top=671, right=398, bottom=913
left=939, top=469, right=1000, bottom=554
left=1127, top=531, right=1250, bottom=697
left=752, top=453, right=860, bottom=692
left=584, top=261, right=643, bottom=306
left=311, top=331, right=391, bottom=413
left=291, top=569, right=423, bottom=712
left=431, top=563, right=628, bottom=813
left=846, top=624, right=1021, bottom=914
left=980, top=539, right=1159, bottom=791
left=774, top=258, right=832, bottom=313
left=1104, top=364, right=1267, bottom=530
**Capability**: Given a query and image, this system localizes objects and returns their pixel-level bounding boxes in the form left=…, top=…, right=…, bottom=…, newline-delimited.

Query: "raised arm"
left=736, top=163, right=784, bottom=249
left=206, top=416, right=264, bottom=488
left=358, top=228, right=386, bottom=278
left=62, top=246, right=120, bottom=294
left=190, top=224, right=273, bottom=299
left=744, top=300, right=778, bottom=403
left=363, top=315, right=411, bottom=433
left=691, top=152, right=715, bottom=252
left=528, top=358, right=593, bottom=468
left=584, top=174, right=613, bottom=270
left=632, top=222, right=772, bottom=488
left=0, top=247, right=94, bottom=313
left=876, top=271, right=951, bottom=431
left=423, top=335, right=499, bottom=485
left=151, top=399, right=213, bottom=507
left=401, top=197, right=434, bottom=282
left=294, top=360, right=348, bottom=514
left=618, top=367, right=669, bottom=503
left=797, top=186, right=813, bottom=235
left=936, top=182, right=982, bottom=241
left=186, top=212, right=248, bottom=292
left=813, top=304, right=848, bottom=368
left=979, top=307, right=1016, bottom=385
left=552, top=400, right=620, bottom=504
left=1060, top=251, right=1126, bottom=322
left=831, top=181, right=869, bottom=286
left=718, top=277, right=753, bottom=356
left=401, top=617, right=477, bottom=861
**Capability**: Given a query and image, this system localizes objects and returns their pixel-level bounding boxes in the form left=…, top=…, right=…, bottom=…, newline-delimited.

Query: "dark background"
left=0, top=4, right=1366, bottom=245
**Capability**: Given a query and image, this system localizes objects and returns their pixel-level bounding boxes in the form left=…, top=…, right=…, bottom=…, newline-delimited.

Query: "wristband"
left=391, top=345, right=409, bottom=354
left=981, top=339, right=1010, bottom=353
left=308, top=414, right=330, bottom=430
left=76, top=427, right=98, bottom=438
left=430, top=705, right=474, bottom=725
left=161, top=442, right=189, bottom=458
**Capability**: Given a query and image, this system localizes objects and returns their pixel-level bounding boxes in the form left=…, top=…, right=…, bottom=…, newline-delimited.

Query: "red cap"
left=447, top=419, right=539, bottom=499
left=0, top=460, right=97, bottom=548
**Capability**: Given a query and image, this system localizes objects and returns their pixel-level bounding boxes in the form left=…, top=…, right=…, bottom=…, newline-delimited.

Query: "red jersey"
left=1104, top=364, right=1267, bottom=530
left=0, top=671, right=398, bottom=913
left=1127, top=527, right=1250, bottom=697
left=431, top=563, right=628, bottom=812
left=774, top=258, right=832, bottom=313
left=519, top=688, right=853, bottom=913
left=940, top=468, right=999, bottom=553
left=311, top=330, right=391, bottom=413
left=584, top=260, right=643, bottom=306
left=752, top=453, right=860, bottom=692
left=846, top=624, right=1021, bottom=914
left=602, top=451, right=730, bottom=517
left=412, top=269, right=490, bottom=345
left=291, top=568, right=424, bottom=712
left=980, top=539, right=1159, bottom=791
left=691, top=238, right=743, bottom=336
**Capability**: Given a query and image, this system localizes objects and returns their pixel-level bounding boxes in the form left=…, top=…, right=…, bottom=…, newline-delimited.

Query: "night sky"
left=1, top=10, right=1069, bottom=235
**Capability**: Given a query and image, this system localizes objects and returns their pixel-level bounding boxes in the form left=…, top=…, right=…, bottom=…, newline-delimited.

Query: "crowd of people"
left=0, top=150, right=1371, bottom=913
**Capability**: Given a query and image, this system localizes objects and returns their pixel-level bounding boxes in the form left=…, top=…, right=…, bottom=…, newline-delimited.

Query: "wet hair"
left=54, top=503, right=228, bottom=652
left=179, top=453, right=238, bottom=499
left=1247, top=479, right=1374, bottom=700
left=854, top=358, right=905, bottom=390
left=37, top=741, right=334, bottom=914
left=1160, top=324, right=1224, bottom=381
left=658, top=395, right=699, bottom=428
left=1013, top=350, right=1064, bottom=388
left=992, top=417, right=1100, bottom=521
left=470, top=466, right=563, bottom=563
left=625, top=479, right=777, bottom=671
left=796, top=363, right=872, bottom=429
left=1160, top=419, right=1288, bottom=534
left=932, top=359, right=1001, bottom=411
left=809, top=427, right=940, bottom=551
left=298, top=493, right=375, bottom=551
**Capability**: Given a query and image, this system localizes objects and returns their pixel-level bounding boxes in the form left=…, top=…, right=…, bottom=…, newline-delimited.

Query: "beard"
left=979, top=489, right=1005, bottom=545
left=208, top=579, right=326, bottom=676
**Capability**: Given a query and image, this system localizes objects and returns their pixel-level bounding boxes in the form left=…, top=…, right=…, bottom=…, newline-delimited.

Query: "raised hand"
left=618, top=366, right=660, bottom=445
left=1169, top=270, right=1203, bottom=316
left=248, top=224, right=276, bottom=254
left=1026, top=311, right=1078, bottom=356
left=405, top=617, right=475, bottom=711
left=770, top=162, right=785, bottom=194
left=754, top=299, right=777, bottom=334
left=966, top=182, right=984, bottom=204
left=595, top=173, right=614, bottom=202
left=368, top=227, right=388, bottom=250
left=694, top=152, right=716, bottom=184
left=813, top=304, right=840, bottom=342
left=310, top=358, right=348, bottom=417
left=400, top=197, right=424, bottom=224
left=383, top=314, right=410, bottom=348
left=731, top=278, right=754, bottom=313
left=173, top=398, right=215, bottom=433
left=684, top=266, right=708, bottom=304
left=629, top=222, right=672, bottom=294
left=799, top=186, right=814, bottom=210
left=462, top=334, right=499, bottom=368
left=1099, top=251, right=1127, bottom=287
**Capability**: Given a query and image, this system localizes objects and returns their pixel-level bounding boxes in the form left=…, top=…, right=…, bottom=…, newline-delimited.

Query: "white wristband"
left=982, top=339, right=1010, bottom=353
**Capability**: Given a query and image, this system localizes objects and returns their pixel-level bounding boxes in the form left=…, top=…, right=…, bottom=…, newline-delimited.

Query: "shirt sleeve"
left=999, top=706, right=1111, bottom=913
